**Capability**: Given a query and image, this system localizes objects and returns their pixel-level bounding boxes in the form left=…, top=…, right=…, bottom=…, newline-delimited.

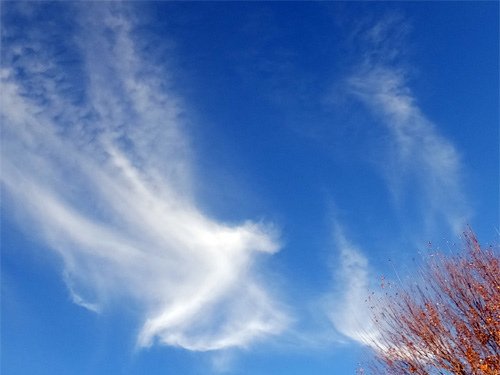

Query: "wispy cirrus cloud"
left=1, top=3, right=288, bottom=351
left=346, top=66, right=468, bottom=235
left=327, top=224, right=380, bottom=347
left=328, top=14, right=469, bottom=348
left=345, top=14, right=469, bottom=236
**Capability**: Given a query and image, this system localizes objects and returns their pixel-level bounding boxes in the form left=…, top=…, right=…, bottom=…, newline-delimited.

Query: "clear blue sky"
left=1, top=2, right=498, bottom=374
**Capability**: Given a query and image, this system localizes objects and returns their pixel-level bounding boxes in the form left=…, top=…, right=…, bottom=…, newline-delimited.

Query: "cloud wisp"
left=1, top=3, right=288, bottom=351
left=328, top=14, right=469, bottom=349
left=327, top=224, right=382, bottom=348
left=346, top=66, right=468, bottom=235
left=345, top=15, right=469, bottom=236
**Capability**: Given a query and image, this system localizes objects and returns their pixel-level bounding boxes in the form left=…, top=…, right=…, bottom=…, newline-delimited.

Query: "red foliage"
left=367, top=230, right=500, bottom=375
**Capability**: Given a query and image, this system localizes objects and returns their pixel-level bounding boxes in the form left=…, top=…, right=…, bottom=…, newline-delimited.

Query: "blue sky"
left=1, top=2, right=498, bottom=374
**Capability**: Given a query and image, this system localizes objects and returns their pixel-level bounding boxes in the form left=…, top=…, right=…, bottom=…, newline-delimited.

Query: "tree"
left=365, top=230, right=500, bottom=375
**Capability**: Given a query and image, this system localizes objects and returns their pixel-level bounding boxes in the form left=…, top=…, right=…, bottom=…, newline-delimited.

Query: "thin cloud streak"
left=346, top=66, right=469, bottom=235
left=1, top=3, right=288, bottom=351
left=345, top=15, right=469, bottom=235
left=328, top=15, right=470, bottom=349
left=327, top=225, right=381, bottom=348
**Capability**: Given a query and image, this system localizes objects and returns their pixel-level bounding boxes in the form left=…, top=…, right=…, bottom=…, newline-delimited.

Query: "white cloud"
left=1, top=3, right=288, bottom=351
left=348, top=68, right=468, bottom=235
left=328, top=15, right=470, bottom=350
left=327, top=225, right=381, bottom=348
left=346, top=17, right=469, bottom=236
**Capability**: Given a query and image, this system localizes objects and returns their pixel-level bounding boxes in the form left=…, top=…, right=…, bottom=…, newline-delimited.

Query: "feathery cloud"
left=346, top=66, right=468, bottom=235
left=345, top=15, right=469, bottom=235
left=1, top=3, right=288, bottom=351
left=327, top=225, right=381, bottom=347
left=328, top=14, right=469, bottom=348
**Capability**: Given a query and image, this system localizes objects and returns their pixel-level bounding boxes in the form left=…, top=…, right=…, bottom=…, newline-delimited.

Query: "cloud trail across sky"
left=1, top=3, right=289, bottom=351
left=329, top=15, right=470, bottom=348
left=346, top=15, right=469, bottom=236
left=347, top=66, right=469, bottom=235
left=327, top=224, right=380, bottom=347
